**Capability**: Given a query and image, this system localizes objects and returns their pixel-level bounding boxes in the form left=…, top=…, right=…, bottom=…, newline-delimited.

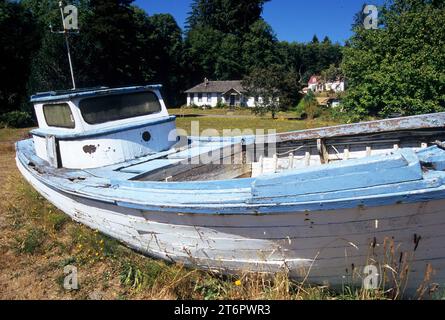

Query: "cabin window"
left=79, top=91, right=162, bottom=124
left=198, top=93, right=202, bottom=102
left=43, top=103, right=75, bottom=128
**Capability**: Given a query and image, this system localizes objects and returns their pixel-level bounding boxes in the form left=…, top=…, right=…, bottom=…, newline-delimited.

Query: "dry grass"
left=0, top=120, right=437, bottom=300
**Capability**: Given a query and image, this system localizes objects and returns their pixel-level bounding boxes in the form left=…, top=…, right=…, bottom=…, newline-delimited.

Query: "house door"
left=229, top=95, right=235, bottom=107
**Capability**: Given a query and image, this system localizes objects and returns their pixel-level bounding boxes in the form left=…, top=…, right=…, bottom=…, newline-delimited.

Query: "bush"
left=319, top=106, right=351, bottom=123
left=16, top=228, right=46, bottom=254
left=189, top=103, right=200, bottom=109
left=0, top=111, right=34, bottom=128
left=302, top=91, right=319, bottom=120
left=215, top=99, right=227, bottom=109
left=294, top=100, right=307, bottom=119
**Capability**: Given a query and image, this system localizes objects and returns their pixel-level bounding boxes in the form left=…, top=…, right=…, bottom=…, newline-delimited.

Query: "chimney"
left=204, top=77, right=209, bottom=87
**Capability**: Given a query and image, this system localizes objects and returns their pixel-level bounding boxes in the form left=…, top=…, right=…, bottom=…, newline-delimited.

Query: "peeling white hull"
left=16, top=157, right=445, bottom=296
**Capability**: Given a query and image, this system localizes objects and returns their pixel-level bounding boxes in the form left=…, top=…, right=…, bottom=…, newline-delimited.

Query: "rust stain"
left=83, top=145, right=97, bottom=154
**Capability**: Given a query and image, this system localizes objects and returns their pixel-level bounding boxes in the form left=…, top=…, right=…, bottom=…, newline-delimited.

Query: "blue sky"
left=134, top=0, right=386, bottom=43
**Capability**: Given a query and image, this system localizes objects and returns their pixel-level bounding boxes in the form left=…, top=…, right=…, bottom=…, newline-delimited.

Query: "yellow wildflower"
left=234, top=280, right=241, bottom=286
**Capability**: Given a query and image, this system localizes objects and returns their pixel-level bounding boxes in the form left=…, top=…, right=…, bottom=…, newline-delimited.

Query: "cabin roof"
left=184, top=80, right=244, bottom=94
left=30, top=84, right=163, bottom=103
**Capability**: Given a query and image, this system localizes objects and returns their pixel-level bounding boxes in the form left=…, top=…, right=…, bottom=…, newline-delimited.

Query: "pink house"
left=307, top=75, right=345, bottom=93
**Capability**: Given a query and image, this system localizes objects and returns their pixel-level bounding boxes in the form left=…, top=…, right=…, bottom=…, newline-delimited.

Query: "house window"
left=207, top=93, right=211, bottom=101
left=189, top=93, right=194, bottom=100
left=79, top=91, right=161, bottom=124
left=198, top=93, right=203, bottom=102
left=43, top=103, right=75, bottom=128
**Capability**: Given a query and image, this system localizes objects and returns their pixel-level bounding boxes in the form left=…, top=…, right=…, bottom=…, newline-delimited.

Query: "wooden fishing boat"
left=15, top=85, right=445, bottom=297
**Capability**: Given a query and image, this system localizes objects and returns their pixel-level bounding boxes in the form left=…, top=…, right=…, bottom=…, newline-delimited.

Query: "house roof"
left=185, top=80, right=244, bottom=94
left=308, top=76, right=320, bottom=85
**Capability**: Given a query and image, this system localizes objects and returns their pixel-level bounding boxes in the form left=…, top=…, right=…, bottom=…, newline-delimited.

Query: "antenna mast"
left=50, top=1, right=78, bottom=90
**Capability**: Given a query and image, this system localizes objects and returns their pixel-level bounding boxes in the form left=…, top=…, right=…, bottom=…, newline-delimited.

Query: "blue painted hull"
left=15, top=113, right=445, bottom=297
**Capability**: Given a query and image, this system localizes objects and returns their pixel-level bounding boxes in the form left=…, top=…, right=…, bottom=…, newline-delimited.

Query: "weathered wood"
left=317, top=139, right=329, bottom=164
left=17, top=158, right=445, bottom=295
left=15, top=109, right=445, bottom=297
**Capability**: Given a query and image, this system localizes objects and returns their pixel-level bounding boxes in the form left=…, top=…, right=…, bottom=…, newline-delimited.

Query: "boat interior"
left=19, top=85, right=445, bottom=185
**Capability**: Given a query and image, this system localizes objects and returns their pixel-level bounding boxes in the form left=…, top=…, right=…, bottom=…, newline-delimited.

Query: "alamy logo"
left=363, top=265, right=380, bottom=289
left=363, top=5, right=378, bottom=30
left=63, top=4, right=78, bottom=30
left=63, top=265, right=78, bottom=290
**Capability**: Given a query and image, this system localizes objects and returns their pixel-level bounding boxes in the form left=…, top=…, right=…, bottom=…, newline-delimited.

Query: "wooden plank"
left=17, top=160, right=445, bottom=295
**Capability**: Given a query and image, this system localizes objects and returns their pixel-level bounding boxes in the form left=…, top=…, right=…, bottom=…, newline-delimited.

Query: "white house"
left=185, top=79, right=258, bottom=108
left=307, top=75, right=346, bottom=93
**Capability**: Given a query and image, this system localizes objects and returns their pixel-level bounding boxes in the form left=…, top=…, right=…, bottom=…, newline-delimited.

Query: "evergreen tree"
left=186, top=0, right=268, bottom=35
left=184, top=0, right=275, bottom=85
left=311, top=34, right=319, bottom=44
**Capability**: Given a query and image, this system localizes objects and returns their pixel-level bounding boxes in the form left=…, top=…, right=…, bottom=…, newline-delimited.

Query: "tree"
left=322, top=36, right=331, bottom=44
left=278, top=40, right=343, bottom=84
left=25, top=0, right=144, bottom=92
left=184, top=26, right=226, bottom=83
left=321, top=64, right=344, bottom=82
left=184, top=0, right=274, bottom=85
left=242, top=20, right=279, bottom=70
left=143, top=13, right=184, bottom=106
left=23, top=0, right=187, bottom=106
left=0, top=0, right=40, bottom=114
left=302, top=90, right=318, bottom=120
left=311, top=35, right=319, bottom=44
left=186, top=0, right=269, bottom=35
left=81, top=0, right=146, bottom=86
left=342, top=0, right=445, bottom=119
left=243, top=65, right=300, bottom=119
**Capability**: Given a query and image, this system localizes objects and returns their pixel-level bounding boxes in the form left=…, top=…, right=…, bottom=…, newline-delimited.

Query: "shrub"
left=47, top=210, right=69, bottom=231
left=294, top=100, right=307, bottom=119
left=215, top=99, right=227, bottom=109
left=302, top=91, right=319, bottom=120
left=320, top=105, right=351, bottom=123
left=0, top=111, right=34, bottom=128
left=16, top=228, right=46, bottom=254
left=194, top=277, right=229, bottom=300
left=189, top=103, right=199, bottom=109
left=120, top=260, right=163, bottom=291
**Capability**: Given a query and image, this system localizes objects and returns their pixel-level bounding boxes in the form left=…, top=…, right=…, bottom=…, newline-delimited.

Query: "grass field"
left=170, top=107, right=297, bottom=118
left=175, top=117, right=340, bottom=136
left=0, top=116, right=409, bottom=300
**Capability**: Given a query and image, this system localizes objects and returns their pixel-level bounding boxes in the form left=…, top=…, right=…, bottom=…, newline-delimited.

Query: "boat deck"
left=15, top=136, right=445, bottom=215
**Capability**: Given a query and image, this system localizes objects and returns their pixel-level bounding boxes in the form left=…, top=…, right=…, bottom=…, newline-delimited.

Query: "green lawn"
left=169, top=107, right=298, bottom=119
left=175, top=116, right=340, bottom=136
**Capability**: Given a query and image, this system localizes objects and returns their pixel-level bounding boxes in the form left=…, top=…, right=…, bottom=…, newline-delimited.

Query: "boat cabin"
left=27, top=84, right=445, bottom=182
left=30, top=85, right=178, bottom=169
